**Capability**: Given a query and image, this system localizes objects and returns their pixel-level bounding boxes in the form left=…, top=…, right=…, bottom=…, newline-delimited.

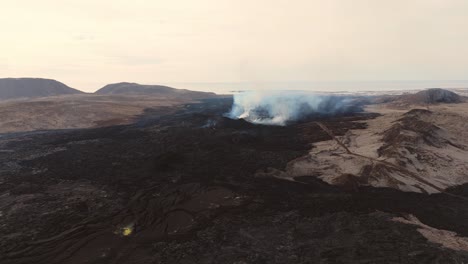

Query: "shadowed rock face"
left=95, top=82, right=217, bottom=99
left=0, top=78, right=83, bottom=100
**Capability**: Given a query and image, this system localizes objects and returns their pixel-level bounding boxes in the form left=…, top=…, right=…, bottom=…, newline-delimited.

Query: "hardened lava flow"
left=1, top=97, right=468, bottom=264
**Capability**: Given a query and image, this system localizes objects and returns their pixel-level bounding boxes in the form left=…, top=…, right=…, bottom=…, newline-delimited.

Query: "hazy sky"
left=2, top=0, right=468, bottom=92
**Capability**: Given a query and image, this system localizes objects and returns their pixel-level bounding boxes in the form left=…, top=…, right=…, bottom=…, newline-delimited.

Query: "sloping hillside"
left=0, top=95, right=186, bottom=133
left=95, top=82, right=217, bottom=99
left=278, top=103, right=468, bottom=194
left=374, top=88, right=465, bottom=107
left=0, top=82, right=222, bottom=133
left=400, top=88, right=463, bottom=104
left=0, top=78, right=83, bottom=100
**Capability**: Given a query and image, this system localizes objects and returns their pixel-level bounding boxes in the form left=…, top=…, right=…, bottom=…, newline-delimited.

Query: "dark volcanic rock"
left=0, top=78, right=83, bottom=100
left=153, top=211, right=466, bottom=264
left=1, top=98, right=467, bottom=263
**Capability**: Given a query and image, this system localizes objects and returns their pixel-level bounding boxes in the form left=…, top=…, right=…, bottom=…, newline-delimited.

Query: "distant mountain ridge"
left=0, top=78, right=83, bottom=100
left=95, top=82, right=217, bottom=99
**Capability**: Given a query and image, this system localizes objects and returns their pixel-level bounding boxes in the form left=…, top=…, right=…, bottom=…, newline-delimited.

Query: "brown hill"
left=95, top=82, right=217, bottom=100
left=401, top=88, right=463, bottom=104
left=0, top=78, right=83, bottom=100
left=375, top=88, right=464, bottom=107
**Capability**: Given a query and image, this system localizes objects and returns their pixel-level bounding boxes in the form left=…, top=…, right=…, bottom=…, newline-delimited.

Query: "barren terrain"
left=1, top=92, right=468, bottom=263
left=0, top=95, right=195, bottom=133
left=277, top=102, right=468, bottom=194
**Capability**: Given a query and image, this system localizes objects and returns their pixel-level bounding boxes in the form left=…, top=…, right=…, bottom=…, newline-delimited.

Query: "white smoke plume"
left=225, top=91, right=358, bottom=126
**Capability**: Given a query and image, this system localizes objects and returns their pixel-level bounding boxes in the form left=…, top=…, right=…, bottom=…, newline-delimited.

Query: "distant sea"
left=162, top=81, right=468, bottom=94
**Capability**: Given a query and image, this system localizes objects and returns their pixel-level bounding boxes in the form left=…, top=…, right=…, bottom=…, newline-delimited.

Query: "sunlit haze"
left=2, top=0, right=468, bottom=92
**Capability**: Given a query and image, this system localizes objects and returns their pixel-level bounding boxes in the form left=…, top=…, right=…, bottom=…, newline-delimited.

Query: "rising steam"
left=225, top=91, right=359, bottom=125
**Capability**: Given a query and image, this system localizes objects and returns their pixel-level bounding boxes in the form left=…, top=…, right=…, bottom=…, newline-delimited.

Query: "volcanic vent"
left=226, top=91, right=364, bottom=125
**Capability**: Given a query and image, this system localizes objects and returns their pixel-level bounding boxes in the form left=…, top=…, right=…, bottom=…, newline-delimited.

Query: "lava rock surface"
left=1, top=98, right=467, bottom=263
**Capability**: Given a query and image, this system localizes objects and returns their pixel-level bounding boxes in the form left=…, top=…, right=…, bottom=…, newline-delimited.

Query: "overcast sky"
left=2, top=0, right=468, bottom=92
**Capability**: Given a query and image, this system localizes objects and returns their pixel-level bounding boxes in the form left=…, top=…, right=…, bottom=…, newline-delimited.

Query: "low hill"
left=401, top=88, right=463, bottom=104
left=0, top=81, right=223, bottom=133
left=373, top=88, right=464, bottom=106
left=0, top=78, right=83, bottom=100
left=95, top=82, right=217, bottom=99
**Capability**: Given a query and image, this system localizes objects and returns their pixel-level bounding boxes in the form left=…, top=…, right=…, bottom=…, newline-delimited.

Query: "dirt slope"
left=278, top=102, right=468, bottom=193
left=0, top=95, right=188, bottom=133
